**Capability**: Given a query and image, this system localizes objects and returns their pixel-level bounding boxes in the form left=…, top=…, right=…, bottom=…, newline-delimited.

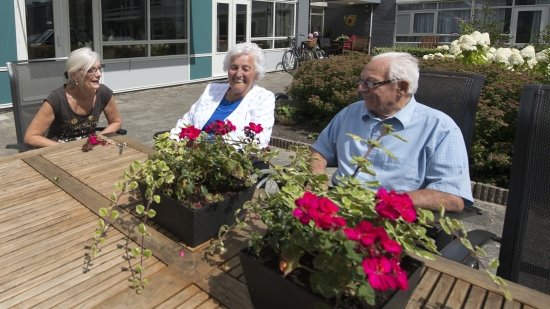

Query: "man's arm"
left=407, top=188, right=464, bottom=212
left=310, top=148, right=328, bottom=175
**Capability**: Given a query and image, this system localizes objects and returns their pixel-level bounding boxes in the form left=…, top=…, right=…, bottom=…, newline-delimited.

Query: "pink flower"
left=362, top=257, right=398, bottom=291
left=375, top=188, right=417, bottom=223
left=178, top=250, right=185, bottom=257
left=88, top=134, right=100, bottom=145
left=179, top=125, right=201, bottom=141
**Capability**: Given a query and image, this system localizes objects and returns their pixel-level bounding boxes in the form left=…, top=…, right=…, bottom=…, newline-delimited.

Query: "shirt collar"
left=361, top=96, right=417, bottom=129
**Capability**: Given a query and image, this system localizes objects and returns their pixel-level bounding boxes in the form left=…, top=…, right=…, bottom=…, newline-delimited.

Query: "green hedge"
left=284, top=54, right=546, bottom=187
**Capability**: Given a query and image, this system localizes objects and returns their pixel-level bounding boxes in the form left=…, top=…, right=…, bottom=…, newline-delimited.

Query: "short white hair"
left=371, top=52, right=419, bottom=94
left=66, top=47, right=101, bottom=85
left=223, top=42, right=266, bottom=80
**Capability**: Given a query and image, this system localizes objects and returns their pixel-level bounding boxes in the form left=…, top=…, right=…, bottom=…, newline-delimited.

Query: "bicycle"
left=282, top=35, right=315, bottom=73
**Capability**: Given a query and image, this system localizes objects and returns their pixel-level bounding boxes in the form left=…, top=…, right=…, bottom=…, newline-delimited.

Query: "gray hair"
left=66, top=47, right=101, bottom=86
left=223, top=42, right=266, bottom=80
left=371, top=52, right=419, bottom=94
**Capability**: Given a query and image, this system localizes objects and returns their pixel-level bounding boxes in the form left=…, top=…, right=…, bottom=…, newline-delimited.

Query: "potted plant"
left=237, top=130, right=508, bottom=308
left=86, top=120, right=274, bottom=293
left=134, top=120, right=270, bottom=247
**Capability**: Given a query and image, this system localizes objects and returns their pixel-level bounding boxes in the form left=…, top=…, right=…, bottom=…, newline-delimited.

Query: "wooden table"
left=0, top=137, right=548, bottom=308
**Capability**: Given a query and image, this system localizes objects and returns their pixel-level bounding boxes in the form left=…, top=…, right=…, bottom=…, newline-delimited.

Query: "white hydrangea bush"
left=423, top=31, right=550, bottom=76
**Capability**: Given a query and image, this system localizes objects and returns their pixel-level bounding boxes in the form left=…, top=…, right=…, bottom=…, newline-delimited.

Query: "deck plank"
left=445, top=279, right=471, bottom=308
left=155, top=284, right=202, bottom=309
left=463, top=285, right=487, bottom=309
left=195, top=267, right=253, bottom=309
left=92, top=266, right=191, bottom=309
left=406, top=267, right=441, bottom=308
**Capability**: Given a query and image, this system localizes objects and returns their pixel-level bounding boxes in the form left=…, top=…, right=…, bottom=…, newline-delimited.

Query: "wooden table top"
left=0, top=136, right=548, bottom=308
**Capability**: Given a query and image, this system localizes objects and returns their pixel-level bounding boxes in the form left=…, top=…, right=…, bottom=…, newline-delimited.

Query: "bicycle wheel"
left=282, top=50, right=298, bottom=73
left=313, top=47, right=324, bottom=59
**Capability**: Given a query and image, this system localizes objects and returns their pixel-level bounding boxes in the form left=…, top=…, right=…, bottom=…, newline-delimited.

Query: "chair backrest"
left=351, top=37, right=368, bottom=52
left=319, top=38, right=331, bottom=48
left=415, top=70, right=485, bottom=155
left=419, top=36, right=439, bottom=48
left=6, top=57, right=67, bottom=151
left=498, top=84, right=550, bottom=293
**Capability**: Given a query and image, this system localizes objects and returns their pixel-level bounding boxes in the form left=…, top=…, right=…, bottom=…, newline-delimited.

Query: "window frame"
left=100, top=0, right=188, bottom=60
left=250, top=0, right=297, bottom=50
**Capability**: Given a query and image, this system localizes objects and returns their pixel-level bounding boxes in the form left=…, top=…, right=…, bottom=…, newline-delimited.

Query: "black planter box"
left=239, top=248, right=423, bottom=309
left=141, top=186, right=255, bottom=247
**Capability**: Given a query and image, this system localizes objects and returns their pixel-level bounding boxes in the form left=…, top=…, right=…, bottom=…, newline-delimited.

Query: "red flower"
left=204, top=120, right=236, bottom=136
left=179, top=125, right=201, bottom=141
left=375, top=188, right=417, bottom=223
left=344, top=220, right=402, bottom=256
left=292, top=191, right=346, bottom=230
left=245, top=122, right=263, bottom=134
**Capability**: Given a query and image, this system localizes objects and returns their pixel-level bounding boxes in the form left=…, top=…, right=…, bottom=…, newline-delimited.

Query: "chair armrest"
left=440, top=229, right=499, bottom=266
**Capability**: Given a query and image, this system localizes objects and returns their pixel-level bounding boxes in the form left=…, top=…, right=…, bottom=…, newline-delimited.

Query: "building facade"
left=315, top=0, right=550, bottom=48
left=0, top=0, right=308, bottom=108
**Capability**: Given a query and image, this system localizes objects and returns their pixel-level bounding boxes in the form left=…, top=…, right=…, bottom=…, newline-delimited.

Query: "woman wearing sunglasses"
left=24, top=47, right=122, bottom=147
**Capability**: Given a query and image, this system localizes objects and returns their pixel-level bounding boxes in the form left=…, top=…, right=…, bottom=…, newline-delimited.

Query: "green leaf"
left=153, top=195, right=161, bottom=204
left=134, top=265, right=143, bottom=273
left=131, top=247, right=141, bottom=257
left=147, top=209, right=157, bottom=218
left=98, top=208, right=108, bottom=217
left=98, top=218, right=105, bottom=229
left=138, top=223, right=147, bottom=234
left=143, top=249, right=153, bottom=258
left=136, top=204, right=145, bottom=215
left=110, top=210, right=120, bottom=220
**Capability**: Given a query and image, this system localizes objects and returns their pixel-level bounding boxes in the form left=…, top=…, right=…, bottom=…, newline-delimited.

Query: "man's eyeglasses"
left=84, top=64, right=105, bottom=75
left=358, top=78, right=399, bottom=89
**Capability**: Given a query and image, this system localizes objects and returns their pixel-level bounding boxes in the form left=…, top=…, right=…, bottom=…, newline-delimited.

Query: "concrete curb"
left=269, top=136, right=509, bottom=207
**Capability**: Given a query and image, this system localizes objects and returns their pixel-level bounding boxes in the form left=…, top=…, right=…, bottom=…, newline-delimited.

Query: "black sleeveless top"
left=45, top=84, right=113, bottom=142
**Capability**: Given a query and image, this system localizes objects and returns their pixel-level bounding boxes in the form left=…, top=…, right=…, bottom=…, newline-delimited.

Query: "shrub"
left=372, top=47, right=439, bottom=57
left=286, top=52, right=370, bottom=124
left=284, top=54, right=546, bottom=187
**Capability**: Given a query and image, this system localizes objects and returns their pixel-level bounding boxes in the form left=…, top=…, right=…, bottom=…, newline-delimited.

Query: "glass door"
left=26, top=0, right=63, bottom=59
left=68, top=0, right=94, bottom=51
left=511, top=6, right=548, bottom=45
left=213, top=0, right=249, bottom=76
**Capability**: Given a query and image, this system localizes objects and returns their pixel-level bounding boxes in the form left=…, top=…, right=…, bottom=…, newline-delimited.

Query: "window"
left=310, top=6, right=324, bottom=35
left=413, top=13, right=434, bottom=33
left=101, top=0, right=187, bottom=59
left=437, top=10, right=470, bottom=34
left=251, top=0, right=296, bottom=49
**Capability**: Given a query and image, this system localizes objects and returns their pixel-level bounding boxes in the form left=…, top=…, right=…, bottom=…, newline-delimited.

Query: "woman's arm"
left=24, top=101, right=59, bottom=148
left=99, top=96, right=122, bottom=134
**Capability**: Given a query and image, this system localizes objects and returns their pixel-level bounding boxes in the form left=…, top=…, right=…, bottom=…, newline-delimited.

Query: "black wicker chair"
left=6, top=58, right=125, bottom=152
left=443, top=84, right=550, bottom=293
left=415, top=70, right=485, bottom=156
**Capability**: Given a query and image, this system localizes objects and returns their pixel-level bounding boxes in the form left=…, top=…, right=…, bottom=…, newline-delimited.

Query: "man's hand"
left=407, top=189, right=465, bottom=212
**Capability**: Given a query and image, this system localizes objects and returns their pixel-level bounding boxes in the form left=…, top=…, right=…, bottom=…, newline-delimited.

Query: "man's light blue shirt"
left=312, top=97, right=474, bottom=205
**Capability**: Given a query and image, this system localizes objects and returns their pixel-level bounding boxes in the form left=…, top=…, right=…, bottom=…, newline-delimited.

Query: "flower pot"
left=141, top=186, right=255, bottom=247
left=239, top=248, right=423, bottom=309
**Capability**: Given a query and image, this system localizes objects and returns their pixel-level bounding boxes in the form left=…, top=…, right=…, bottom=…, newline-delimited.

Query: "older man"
left=310, top=52, right=473, bottom=212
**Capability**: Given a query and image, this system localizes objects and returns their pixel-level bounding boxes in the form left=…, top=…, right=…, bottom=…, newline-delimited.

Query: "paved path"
left=0, top=70, right=503, bottom=266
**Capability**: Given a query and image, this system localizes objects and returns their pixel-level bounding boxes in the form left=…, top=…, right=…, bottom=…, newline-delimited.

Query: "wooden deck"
left=0, top=136, right=548, bottom=308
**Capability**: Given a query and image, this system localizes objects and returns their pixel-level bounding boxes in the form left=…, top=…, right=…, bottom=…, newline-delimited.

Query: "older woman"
left=170, top=42, right=275, bottom=148
left=24, top=47, right=122, bottom=148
